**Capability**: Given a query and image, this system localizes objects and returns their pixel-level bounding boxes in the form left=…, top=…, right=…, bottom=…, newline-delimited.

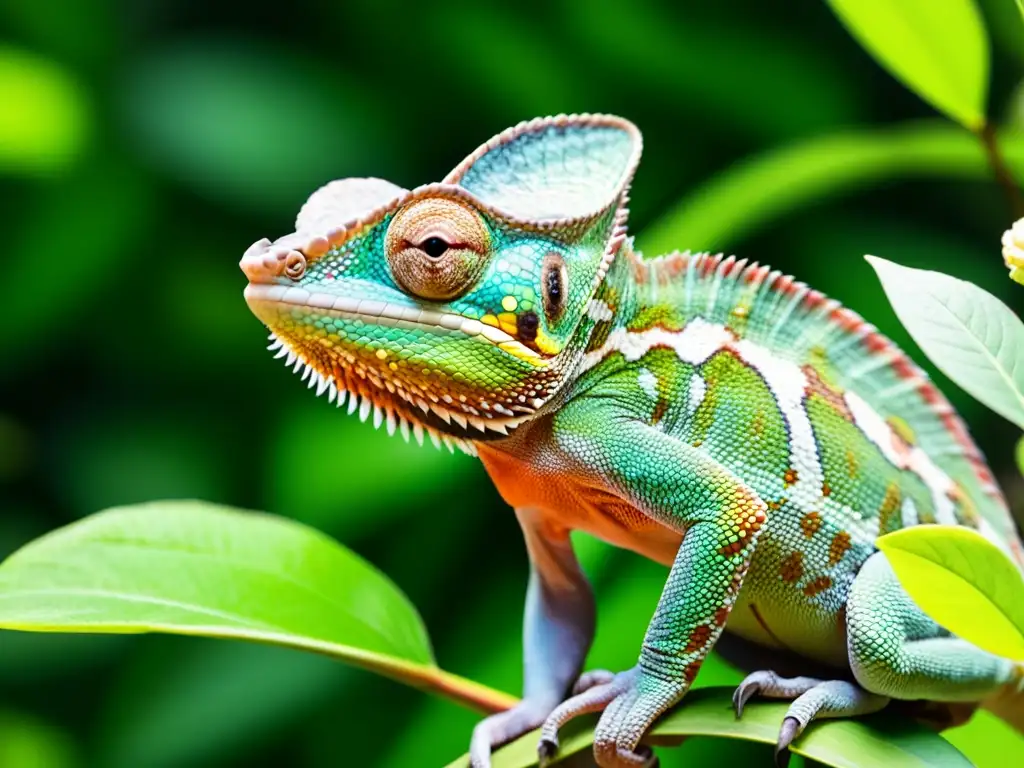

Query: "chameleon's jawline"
left=245, top=285, right=541, bottom=451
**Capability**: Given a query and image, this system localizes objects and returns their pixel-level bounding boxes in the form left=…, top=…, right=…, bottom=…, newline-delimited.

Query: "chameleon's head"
left=241, top=114, right=641, bottom=451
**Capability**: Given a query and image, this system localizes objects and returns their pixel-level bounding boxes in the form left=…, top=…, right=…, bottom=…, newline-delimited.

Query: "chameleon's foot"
left=538, top=665, right=677, bottom=768
left=732, top=671, right=889, bottom=768
left=470, top=699, right=558, bottom=768
left=732, top=671, right=822, bottom=717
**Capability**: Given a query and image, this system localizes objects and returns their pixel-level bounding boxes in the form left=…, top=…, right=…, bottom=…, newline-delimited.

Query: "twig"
left=978, top=123, right=1024, bottom=220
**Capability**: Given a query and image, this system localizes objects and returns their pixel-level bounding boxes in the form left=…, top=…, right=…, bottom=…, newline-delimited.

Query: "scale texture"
left=240, top=114, right=1024, bottom=767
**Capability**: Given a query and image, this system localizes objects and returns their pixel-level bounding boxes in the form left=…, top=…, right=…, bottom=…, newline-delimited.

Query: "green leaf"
left=865, top=256, right=1024, bottom=430
left=118, top=37, right=401, bottom=215
left=1018, top=435, right=1024, bottom=478
left=0, top=44, right=90, bottom=175
left=444, top=688, right=972, bottom=767
left=0, top=159, right=156, bottom=365
left=0, top=710, right=79, bottom=768
left=99, top=639, right=347, bottom=768
left=877, top=525, right=1024, bottom=661
left=638, top=122, right=1024, bottom=255
left=268, top=402, right=481, bottom=536
left=0, top=500, right=514, bottom=713
left=824, top=0, right=988, bottom=130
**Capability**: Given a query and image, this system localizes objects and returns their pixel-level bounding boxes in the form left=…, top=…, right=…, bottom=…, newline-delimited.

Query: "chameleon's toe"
left=470, top=699, right=557, bottom=768
left=538, top=669, right=634, bottom=763
left=772, top=680, right=889, bottom=767
left=732, top=670, right=823, bottom=717
left=573, top=668, right=617, bottom=695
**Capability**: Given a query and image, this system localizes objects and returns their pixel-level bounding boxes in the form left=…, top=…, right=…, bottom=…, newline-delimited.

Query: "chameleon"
left=239, top=114, right=1024, bottom=767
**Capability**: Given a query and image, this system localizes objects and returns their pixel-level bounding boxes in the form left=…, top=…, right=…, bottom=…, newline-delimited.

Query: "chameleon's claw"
left=774, top=717, right=801, bottom=768
left=732, top=678, right=760, bottom=718
left=536, top=736, right=558, bottom=767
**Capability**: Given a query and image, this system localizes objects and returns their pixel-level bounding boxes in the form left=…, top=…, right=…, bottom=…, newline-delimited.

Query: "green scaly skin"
left=240, top=115, right=1024, bottom=768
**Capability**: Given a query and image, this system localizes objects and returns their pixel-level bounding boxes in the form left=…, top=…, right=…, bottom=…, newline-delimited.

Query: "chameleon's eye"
left=542, top=252, right=567, bottom=323
left=385, top=198, right=490, bottom=301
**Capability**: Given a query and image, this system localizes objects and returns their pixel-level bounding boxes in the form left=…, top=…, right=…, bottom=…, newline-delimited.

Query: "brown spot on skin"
left=718, top=503, right=766, bottom=557
left=780, top=552, right=804, bottom=583
left=828, top=531, right=852, bottom=566
left=878, top=482, right=902, bottom=535
left=685, top=624, right=714, bottom=653
left=767, top=498, right=786, bottom=511
left=719, top=539, right=747, bottom=557
left=801, top=511, right=822, bottom=538
left=651, top=398, right=669, bottom=425
left=752, top=411, right=766, bottom=436
left=822, top=482, right=832, bottom=498
left=714, top=606, right=730, bottom=627
left=803, top=576, right=832, bottom=598
left=783, top=468, right=798, bottom=487
left=846, top=449, right=859, bottom=478
left=684, top=660, right=702, bottom=684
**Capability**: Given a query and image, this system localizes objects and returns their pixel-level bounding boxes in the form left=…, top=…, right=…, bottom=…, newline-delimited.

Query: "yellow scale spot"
left=497, top=312, right=518, bottom=335
left=501, top=295, right=518, bottom=312
left=375, top=349, right=388, bottom=360
left=534, top=328, right=561, bottom=355
left=481, top=314, right=500, bottom=328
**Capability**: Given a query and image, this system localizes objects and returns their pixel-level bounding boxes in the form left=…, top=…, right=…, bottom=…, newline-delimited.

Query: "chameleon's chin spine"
left=264, top=332, right=478, bottom=456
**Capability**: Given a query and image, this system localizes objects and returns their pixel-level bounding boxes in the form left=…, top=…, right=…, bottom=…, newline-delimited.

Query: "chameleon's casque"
left=241, top=115, right=1024, bottom=768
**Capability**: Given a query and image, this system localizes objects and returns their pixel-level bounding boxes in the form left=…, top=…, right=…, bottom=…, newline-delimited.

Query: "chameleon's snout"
left=239, top=237, right=307, bottom=284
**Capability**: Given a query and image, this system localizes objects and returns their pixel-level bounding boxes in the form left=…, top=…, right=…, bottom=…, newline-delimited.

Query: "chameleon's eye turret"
left=385, top=197, right=491, bottom=301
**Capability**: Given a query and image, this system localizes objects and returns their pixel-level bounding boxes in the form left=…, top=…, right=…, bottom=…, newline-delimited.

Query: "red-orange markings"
left=828, top=531, right=852, bottom=566
left=800, top=511, right=822, bottom=538
left=803, top=576, right=832, bottom=597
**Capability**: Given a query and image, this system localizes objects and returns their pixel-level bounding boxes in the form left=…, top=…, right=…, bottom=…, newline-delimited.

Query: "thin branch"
left=978, top=123, right=1024, bottom=220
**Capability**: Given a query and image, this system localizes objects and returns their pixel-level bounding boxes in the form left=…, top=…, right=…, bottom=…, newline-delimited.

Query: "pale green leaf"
left=444, top=688, right=972, bottom=767
left=877, top=525, right=1024, bottom=660
left=0, top=500, right=513, bottom=713
left=865, top=256, right=1024, bottom=430
left=825, top=0, right=988, bottom=129
left=638, top=122, right=1024, bottom=255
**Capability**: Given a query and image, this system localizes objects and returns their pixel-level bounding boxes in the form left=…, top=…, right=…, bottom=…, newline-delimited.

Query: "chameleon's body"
left=240, top=115, right=1024, bottom=767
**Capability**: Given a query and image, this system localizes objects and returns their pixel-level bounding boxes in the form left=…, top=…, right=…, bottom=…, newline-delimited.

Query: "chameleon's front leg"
left=541, top=408, right=768, bottom=768
left=469, top=508, right=596, bottom=768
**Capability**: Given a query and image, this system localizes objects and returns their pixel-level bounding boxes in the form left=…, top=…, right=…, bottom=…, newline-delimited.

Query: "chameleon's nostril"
left=284, top=250, right=307, bottom=280
left=239, top=239, right=308, bottom=283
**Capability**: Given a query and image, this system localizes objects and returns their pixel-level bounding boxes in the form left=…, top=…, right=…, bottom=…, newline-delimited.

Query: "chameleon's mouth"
left=244, top=283, right=551, bottom=452
left=243, top=283, right=545, bottom=363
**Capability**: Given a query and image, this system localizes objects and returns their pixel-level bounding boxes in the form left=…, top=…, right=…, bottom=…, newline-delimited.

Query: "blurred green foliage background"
left=3, top=0, right=1024, bottom=766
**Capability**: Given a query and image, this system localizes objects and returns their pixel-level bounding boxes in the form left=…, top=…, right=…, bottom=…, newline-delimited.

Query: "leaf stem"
left=978, top=123, right=1024, bottom=219
left=418, top=668, right=519, bottom=714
